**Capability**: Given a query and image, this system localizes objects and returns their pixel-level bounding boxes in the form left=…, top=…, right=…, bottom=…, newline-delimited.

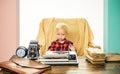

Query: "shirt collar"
left=56, top=38, right=67, bottom=43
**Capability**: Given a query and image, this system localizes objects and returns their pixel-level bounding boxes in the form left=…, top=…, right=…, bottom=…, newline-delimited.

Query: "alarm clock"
left=16, top=46, right=28, bottom=58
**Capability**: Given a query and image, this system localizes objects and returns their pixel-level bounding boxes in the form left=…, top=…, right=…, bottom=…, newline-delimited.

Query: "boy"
left=48, top=23, right=75, bottom=51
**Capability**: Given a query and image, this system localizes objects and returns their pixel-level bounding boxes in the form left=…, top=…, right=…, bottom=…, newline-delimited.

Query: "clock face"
left=16, top=46, right=28, bottom=58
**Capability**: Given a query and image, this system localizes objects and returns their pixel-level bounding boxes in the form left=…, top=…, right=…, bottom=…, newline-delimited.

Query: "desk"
left=0, top=57, right=120, bottom=74
left=42, top=57, right=120, bottom=74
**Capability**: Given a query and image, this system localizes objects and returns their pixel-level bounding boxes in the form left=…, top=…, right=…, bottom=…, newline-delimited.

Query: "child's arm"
left=48, top=42, right=55, bottom=51
left=68, top=42, right=76, bottom=51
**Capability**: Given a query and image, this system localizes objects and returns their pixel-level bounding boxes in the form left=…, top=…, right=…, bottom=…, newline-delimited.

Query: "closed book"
left=86, top=56, right=105, bottom=64
left=86, top=55, right=105, bottom=62
left=87, top=48, right=105, bottom=58
left=106, top=53, right=120, bottom=62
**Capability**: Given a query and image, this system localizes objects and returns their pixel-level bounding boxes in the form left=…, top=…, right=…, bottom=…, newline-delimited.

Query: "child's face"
left=56, top=29, right=66, bottom=41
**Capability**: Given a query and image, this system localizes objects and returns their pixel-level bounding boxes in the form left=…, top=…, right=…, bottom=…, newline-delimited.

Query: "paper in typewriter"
left=42, top=51, right=69, bottom=59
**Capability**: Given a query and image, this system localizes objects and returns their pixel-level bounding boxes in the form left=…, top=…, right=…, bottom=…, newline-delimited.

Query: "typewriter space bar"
left=39, top=59, right=69, bottom=62
left=40, top=61, right=78, bottom=66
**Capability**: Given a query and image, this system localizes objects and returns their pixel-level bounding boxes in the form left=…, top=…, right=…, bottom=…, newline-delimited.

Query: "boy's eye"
left=57, top=34, right=60, bottom=35
left=62, top=34, right=65, bottom=35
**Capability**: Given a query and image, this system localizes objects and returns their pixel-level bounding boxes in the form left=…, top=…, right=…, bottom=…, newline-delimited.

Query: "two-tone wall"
left=0, top=0, right=19, bottom=62
left=0, top=0, right=120, bottom=62
left=105, top=0, right=120, bottom=53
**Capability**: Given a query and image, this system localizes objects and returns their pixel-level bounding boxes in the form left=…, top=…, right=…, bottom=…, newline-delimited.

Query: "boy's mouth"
left=59, top=38, right=65, bottom=41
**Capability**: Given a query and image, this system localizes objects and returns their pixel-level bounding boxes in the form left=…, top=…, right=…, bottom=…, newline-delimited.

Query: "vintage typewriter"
left=38, top=51, right=78, bottom=66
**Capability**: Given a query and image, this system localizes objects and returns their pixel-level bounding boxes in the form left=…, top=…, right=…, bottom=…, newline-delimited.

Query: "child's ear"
left=66, top=33, right=69, bottom=36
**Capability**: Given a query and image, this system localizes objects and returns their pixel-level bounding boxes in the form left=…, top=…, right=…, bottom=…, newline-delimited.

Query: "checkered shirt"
left=48, top=39, right=73, bottom=51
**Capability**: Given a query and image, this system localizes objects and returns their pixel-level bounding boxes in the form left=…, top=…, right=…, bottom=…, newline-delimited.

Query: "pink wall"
left=0, top=0, right=19, bottom=62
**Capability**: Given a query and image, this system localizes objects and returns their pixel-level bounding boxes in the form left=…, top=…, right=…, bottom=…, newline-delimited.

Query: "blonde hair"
left=56, top=23, right=68, bottom=34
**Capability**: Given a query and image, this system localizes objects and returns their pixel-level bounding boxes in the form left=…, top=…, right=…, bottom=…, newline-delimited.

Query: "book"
left=86, top=48, right=105, bottom=64
left=86, top=56, right=105, bottom=64
left=86, top=48, right=105, bottom=58
left=86, top=55, right=105, bottom=62
left=105, top=53, right=120, bottom=62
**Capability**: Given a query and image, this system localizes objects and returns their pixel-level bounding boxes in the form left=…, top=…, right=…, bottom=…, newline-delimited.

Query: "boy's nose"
left=59, top=35, right=62, bottom=38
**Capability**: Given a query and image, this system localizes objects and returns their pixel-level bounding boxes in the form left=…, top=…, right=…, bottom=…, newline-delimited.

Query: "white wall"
left=20, top=0, right=104, bottom=49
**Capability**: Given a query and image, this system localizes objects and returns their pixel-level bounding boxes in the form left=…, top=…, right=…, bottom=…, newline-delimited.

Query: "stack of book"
left=86, top=48, right=105, bottom=64
left=105, top=53, right=120, bottom=62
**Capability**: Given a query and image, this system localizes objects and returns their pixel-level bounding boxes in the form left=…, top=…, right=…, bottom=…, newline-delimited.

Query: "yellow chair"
left=36, top=18, right=99, bottom=56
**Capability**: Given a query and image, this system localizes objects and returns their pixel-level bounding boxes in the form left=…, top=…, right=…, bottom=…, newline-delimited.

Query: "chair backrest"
left=37, top=18, right=94, bottom=56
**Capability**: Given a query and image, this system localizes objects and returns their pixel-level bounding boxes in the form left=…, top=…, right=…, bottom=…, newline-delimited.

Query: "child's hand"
left=69, top=46, right=75, bottom=51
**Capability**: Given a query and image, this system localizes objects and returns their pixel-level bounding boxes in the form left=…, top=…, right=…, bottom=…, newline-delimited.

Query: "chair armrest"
left=88, top=42, right=101, bottom=49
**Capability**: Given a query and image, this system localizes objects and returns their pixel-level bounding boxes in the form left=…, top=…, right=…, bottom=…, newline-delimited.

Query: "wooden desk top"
left=1, top=57, right=120, bottom=74
left=42, top=57, right=120, bottom=74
